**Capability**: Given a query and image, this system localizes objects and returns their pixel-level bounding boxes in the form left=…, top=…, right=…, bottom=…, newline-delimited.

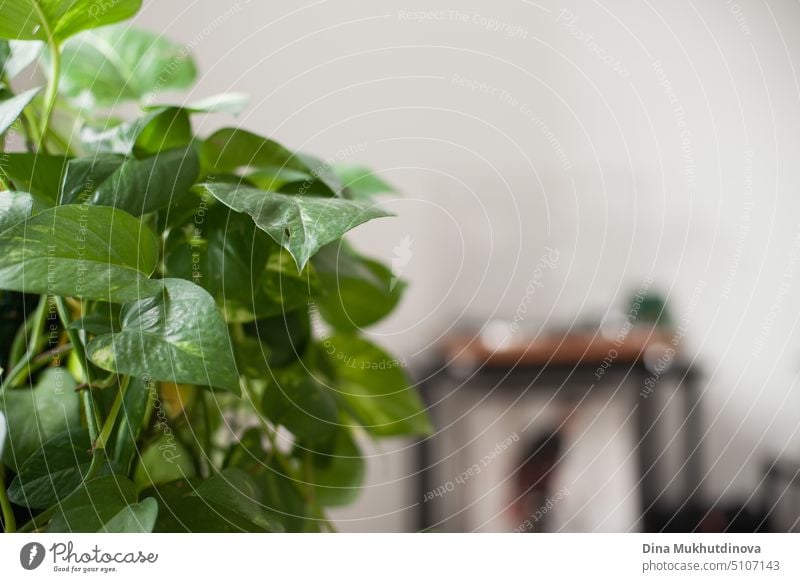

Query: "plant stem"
left=95, top=376, right=130, bottom=451
left=54, top=296, right=93, bottom=385
left=0, top=468, right=16, bottom=533
left=0, top=296, right=48, bottom=392
left=35, top=5, right=61, bottom=151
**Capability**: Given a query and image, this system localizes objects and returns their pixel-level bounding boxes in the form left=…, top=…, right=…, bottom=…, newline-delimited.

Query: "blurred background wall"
left=135, top=0, right=800, bottom=531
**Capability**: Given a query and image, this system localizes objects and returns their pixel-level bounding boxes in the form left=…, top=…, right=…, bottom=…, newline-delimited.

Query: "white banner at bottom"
left=1, top=533, right=798, bottom=581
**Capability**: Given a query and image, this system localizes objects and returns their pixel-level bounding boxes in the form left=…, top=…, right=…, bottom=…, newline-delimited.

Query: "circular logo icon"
left=19, top=542, right=46, bottom=570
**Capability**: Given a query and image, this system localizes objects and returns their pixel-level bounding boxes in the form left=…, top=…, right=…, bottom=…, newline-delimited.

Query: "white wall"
left=135, top=0, right=800, bottom=530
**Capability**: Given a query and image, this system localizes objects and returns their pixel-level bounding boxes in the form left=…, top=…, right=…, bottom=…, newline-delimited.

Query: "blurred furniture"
left=416, top=328, right=702, bottom=532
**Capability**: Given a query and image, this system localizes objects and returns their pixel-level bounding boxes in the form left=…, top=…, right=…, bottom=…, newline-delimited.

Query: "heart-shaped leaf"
left=312, top=242, right=405, bottom=331
left=323, top=334, right=431, bottom=437
left=308, top=427, right=365, bottom=507
left=47, top=475, right=137, bottom=533
left=0, top=153, right=69, bottom=203
left=260, top=363, right=338, bottom=442
left=0, top=87, right=40, bottom=135
left=0, top=0, right=142, bottom=42
left=7, top=427, right=91, bottom=509
left=334, top=164, right=396, bottom=200
left=61, top=147, right=199, bottom=216
left=82, top=107, right=193, bottom=156
left=146, top=469, right=284, bottom=532
left=58, top=24, right=196, bottom=106
left=0, top=204, right=161, bottom=302
left=0, top=367, right=80, bottom=471
left=86, top=278, right=241, bottom=394
left=202, top=183, right=392, bottom=269
left=99, top=497, right=158, bottom=532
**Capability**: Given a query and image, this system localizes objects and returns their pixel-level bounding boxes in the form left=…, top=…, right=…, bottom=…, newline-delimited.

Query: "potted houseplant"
left=0, top=0, right=430, bottom=533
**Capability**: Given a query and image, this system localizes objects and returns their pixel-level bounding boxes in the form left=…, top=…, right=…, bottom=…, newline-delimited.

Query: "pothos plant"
left=0, top=1, right=430, bottom=533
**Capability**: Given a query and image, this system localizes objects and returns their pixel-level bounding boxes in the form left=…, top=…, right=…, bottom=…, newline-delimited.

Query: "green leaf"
left=260, top=364, right=338, bottom=442
left=163, top=202, right=273, bottom=314
left=313, top=242, right=405, bottom=331
left=68, top=302, right=121, bottom=335
left=0, top=153, right=69, bottom=203
left=243, top=309, right=311, bottom=369
left=48, top=475, right=137, bottom=533
left=59, top=24, right=196, bottom=106
left=201, top=128, right=309, bottom=175
left=0, top=0, right=142, bottom=42
left=86, top=278, right=241, bottom=394
left=99, top=497, right=158, bottom=532
left=0, top=204, right=161, bottom=302
left=334, top=164, right=396, bottom=200
left=0, top=87, right=40, bottom=136
left=7, top=427, right=91, bottom=509
left=308, top=428, right=365, bottom=507
left=323, top=334, right=431, bottom=437
left=61, top=147, right=200, bottom=215
left=82, top=107, right=193, bottom=156
left=133, top=435, right=195, bottom=490
left=202, top=182, right=392, bottom=269
left=147, top=92, right=250, bottom=116
left=193, top=468, right=284, bottom=531
left=0, top=191, right=37, bottom=235
left=146, top=469, right=284, bottom=532
left=1, top=40, right=43, bottom=78
left=0, top=367, right=80, bottom=471
left=111, top=375, right=150, bottom=473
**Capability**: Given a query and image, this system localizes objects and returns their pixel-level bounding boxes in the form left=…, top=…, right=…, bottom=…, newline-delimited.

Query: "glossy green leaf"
left=201, top=128, right=308, bottom=175
left=309, top=428, right=365, bottom=507
left=81, top=107, right=193, bottom=156
left=0, top=191, right=37, bottom=235
left=0, top=367, right=80, bottom=471
left=313, top=242, right=405, bottom=331
left=59, top=24, right=194, bottom=105
left=323, top=334, right=431, bottom=437
left=261, top=364, right=338, bottom=442
left=86, top=278, right=241, bottom=393
left=61, top=147, right=199, bottom=215
left=0, top=204, right=161, bottom=302
left=0, top=0, right=141, bottom=42
left=100, top=497, right=158, bottom=532
left=48, top=475, right=137, bottom=533
left=163, top=202, right=273, bottom=316
left=7, top=427, right=91, bottom=509
left=202, top=182, right=392, bottom=269
left=0, top=87, right=40, bottom=135
left=0, top=153, right=68, bottom=202
left=334, top=164, right=396, bottom=200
